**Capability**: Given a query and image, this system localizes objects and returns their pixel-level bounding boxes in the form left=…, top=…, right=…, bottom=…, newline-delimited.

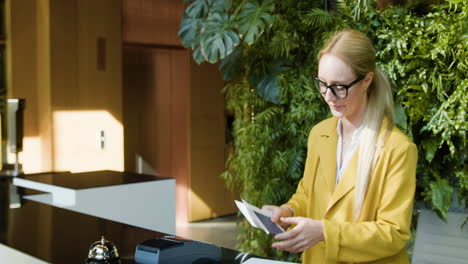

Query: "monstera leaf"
left=192, top=45, right=206, bottom=65
left=250, top=71, right=282, bottom=104
left=179, top=0, right=215, bottom=48
left=237, top=0, right=275, bottom=45
left=185, top=0, right=212, bottom=18
left=179, top=0, right=239, bottom=64
left=210, top=0, right=232, bottom=13
left=249, top=59, right=290, bottom=104
left=179, top=0, right=276, bottom=64
left=219, top=45, right=243, bottom=81
left=178, top=14, right=204, bottom=48
left=199, top=13, right=240, bottom=64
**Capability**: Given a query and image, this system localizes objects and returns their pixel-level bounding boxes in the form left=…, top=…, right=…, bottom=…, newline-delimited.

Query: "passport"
left=235, top=199, right=285, bottom=235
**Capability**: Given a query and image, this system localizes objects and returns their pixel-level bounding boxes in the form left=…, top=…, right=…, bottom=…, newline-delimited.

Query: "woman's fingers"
left=261, top=205, right=275, bottom=211
left=273, top=233, right=309, bottom=252
left=272, top=234, right=300, bottom=250
left=274, top=225, right=300, bottom=240
left=287, top=239, right=309, bottom=253
left=272, top=217, right=323, bottom=253
left=262, top=205, right=282, bottom=223
left=279, top=216, right=300, bottom=225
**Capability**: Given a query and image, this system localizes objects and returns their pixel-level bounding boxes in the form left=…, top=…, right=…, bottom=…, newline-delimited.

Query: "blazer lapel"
left=317, top=118, right=338, bottom=196
left=325, top=152, right=358, bottom=213
left=323, top=116, right=392, bottom=214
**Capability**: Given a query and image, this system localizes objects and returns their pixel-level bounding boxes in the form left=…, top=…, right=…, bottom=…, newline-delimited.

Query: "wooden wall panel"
left=122, top=46, right=148, bottom=174
left=75, top=0, right=123, bottom=118
left=8, top=0, right=52, bottom=172
left=50, top=0, right=123, bottom=172
left=49, top=0, right=78, bottom=109
left=123, top=46, right=191, bottom=223
left=123, top=46, right=170, bottom=176
left=170, top=49, right=191, bottom=224
left=122, top=46, right=238, bottom=222
left=122, top=0, right=184, bottom=47
left=8, top=0, right=39, bottom=136
left=122, top=0, right=238, bottom=222
left=7, top=0, right=124, bottom=173
left=189, top=61, right=237, bottom=221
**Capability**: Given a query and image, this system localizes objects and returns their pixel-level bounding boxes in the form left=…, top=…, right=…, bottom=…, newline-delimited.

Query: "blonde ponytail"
left=354, top=67, right=394, bottom=220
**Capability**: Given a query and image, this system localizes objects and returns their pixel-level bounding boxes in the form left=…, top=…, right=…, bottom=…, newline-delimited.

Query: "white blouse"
left=336, top=119, right=362, bottom=184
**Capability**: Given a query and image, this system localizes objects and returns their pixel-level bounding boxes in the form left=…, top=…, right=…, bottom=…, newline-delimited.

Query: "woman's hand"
left=272, top=217, right=324, bottom=253
left=261, top=205, right=294, bottom=226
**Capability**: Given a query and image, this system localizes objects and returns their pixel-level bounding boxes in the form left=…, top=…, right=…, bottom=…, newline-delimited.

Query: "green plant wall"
left=179, top=0, right=467, bottom=261
left=354, top=2, right=467, bottom=220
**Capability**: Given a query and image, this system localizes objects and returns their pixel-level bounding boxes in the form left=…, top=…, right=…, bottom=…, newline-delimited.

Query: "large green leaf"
left=429, top=179, right=454, bottom=220
left=421, top=137, right=439, bottom=163
left=178, top=14, right=204, bottom=48
left=237, top=0, right=275, bottom=45
left=219, top=45, right=243, bottom=81
left=250, top=71, right=282, bottom=104
left=394, top=103, right=408, bottom=130
left=199, top=13, right=240, bottom=63
left=180, top=0, right=240, bottom=64
left=180, top=0, right=235, bottom=51
left=192, top=45, right=206, bottom=64
left=185, top=0, right=212, bottom=18
left=210, top=0, right=232, bottom=13
left=249, top=60, right=290, bottom=104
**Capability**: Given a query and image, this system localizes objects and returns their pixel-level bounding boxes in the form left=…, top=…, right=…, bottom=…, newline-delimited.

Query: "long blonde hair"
left=318, top=29, right=395, bottom=221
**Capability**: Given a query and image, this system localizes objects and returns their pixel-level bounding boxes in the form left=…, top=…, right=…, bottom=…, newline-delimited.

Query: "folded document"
left=243, top=258, right=299, bottom=264
left=235, top=199, right=285, bottom=235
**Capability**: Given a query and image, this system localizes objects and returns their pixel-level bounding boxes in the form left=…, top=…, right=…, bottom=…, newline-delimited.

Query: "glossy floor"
left=177, top=214, right=238, bottom=249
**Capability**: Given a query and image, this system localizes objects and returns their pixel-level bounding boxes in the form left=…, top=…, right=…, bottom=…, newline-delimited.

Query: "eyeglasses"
left=313, top=75, right=365, bottom=99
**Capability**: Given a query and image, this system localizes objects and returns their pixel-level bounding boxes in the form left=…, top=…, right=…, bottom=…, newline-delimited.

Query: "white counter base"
left=21, top=179, right=176, bottom=235
left=0, top=243, right=49, bottom=264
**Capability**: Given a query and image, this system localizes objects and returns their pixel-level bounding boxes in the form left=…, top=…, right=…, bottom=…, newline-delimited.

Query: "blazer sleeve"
left=284, top=128, right=320, bottom=217
left=323, top=142, right=417, bottom=262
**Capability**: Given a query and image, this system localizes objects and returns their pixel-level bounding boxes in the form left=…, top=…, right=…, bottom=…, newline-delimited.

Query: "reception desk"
left=0, top=175, right=265, bottom=264
left=11, top=171, right=175, bottom=234
left=0, top=198, right=261, bottom=263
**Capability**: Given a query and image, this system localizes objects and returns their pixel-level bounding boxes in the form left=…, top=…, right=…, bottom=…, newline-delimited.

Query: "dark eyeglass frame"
left=313, top=75, right=365, bottom=99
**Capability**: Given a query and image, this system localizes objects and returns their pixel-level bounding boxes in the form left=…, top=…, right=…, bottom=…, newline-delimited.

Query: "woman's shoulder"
left=385, top=124, right=417, bottom=153
left=309, top=117, right=338, bottom=136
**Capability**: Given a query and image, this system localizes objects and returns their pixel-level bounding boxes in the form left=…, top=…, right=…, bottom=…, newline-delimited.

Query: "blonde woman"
left=262, top=29, right=418, bottom=263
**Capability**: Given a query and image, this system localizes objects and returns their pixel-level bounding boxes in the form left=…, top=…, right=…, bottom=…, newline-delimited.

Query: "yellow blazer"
left=285, top=117, right=417, bottom=264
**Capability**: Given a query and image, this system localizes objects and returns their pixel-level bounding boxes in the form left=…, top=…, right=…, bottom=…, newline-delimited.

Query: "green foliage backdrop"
left=179, top=0, right=467, bottom=261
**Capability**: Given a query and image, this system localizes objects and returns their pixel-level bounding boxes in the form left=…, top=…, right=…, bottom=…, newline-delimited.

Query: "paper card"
left=235, top=200, right=260, bottom=228
left=235, top=199, right=285, bottom=235
left=241, top=198, right=284, bottom=235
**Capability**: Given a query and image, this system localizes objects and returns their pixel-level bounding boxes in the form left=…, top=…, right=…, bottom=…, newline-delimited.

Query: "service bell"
left=86, top=236, right=120, bottom=264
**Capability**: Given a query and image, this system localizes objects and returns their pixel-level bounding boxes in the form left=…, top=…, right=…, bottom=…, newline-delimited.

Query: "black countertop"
left=11, top=170, right=170, bottom=190
left=0, top=177, right=256, bottom=264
